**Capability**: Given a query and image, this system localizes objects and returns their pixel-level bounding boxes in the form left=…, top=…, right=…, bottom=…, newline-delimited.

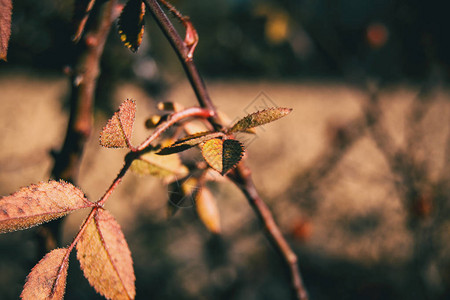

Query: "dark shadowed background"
left=1, top=0, right=450, bottom=299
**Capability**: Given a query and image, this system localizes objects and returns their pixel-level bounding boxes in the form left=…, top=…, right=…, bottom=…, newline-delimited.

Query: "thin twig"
left=228, top=164, right=309, bottom=300
left=96, top=156, right=134, bottom=206
left=145, top=1, right=309, bottom=298
left=143, top=0, right=221, bottom=130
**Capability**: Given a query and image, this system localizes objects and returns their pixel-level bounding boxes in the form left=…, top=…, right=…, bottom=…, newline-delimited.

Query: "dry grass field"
left=1, top=72, right=449, bottom=299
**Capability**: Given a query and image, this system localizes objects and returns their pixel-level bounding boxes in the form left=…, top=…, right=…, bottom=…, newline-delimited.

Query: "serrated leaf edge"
left=229, top=107, right=292, bottom=133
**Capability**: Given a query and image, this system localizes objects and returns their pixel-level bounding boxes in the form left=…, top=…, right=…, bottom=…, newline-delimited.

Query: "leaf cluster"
left=0, top=0, right=295, bottom=299
left=0, top=97, right=291, bottom=299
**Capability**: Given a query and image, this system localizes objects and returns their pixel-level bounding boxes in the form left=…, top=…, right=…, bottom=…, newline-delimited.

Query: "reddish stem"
left=96, top=157, right=134, bottom=206
left=136, top=107, right=214, bottom=151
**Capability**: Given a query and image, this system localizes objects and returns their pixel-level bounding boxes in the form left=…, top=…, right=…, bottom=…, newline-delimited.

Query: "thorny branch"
left=144, top=1, right=308, bottom=299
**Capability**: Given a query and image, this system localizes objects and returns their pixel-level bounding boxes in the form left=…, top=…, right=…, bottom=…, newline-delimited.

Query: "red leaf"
left=100, top=99, right=136, bottom=148
left=0, top=181, right=93, bottom=234
left=21, top=248, right=70, bottom=300
left=77, top=209, right=135, bottom=300
left=0, top=0, right=13, bottom=61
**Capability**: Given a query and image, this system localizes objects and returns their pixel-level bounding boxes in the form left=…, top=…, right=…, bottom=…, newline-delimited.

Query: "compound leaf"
left=229, top=107, right=292, bottom=133
left=21, top=248, right=70, bottom=300
left=72, top=0, right=96, bottom=42
left=201, top=139, right=244, bottom=175
left=131, top=151, right=189, bottom=183
left=0, top=0, right=13, bottom=61
left=100, top=99, right=136, bottom=148
left=196, top=187, right=221, bottom=234
left=0, top=181, right=92, bottom=234
left=157, top=131, right=222, bottom=155
left=118, top=0, right=145, bottom=52
left=77, top=209, right=135, bottom=300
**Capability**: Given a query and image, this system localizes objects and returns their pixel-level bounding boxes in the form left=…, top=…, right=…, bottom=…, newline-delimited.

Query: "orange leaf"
left=0, top=0, right=13, bottom=61
left=0, top=181, right=92, bottom=234
left=196, top=187, right=221, bottom=234
left=77, top=209, right=135, bottom=300
left=72, top=0, right=96, bottom=42
left=201, top=138, right=244, bottom=175
left=118, top=0, right=145, bottom=52
left=229, top=107, right=292, bottom=133
left=21, top=248, right=70, bottom=300
left=100, top=99, right=136, bottom=148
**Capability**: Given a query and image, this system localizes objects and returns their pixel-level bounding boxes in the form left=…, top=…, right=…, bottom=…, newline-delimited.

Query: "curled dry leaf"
left=157, top=131, right=223, bottom=155
left=118, top=0, right=145, bottom=52
left=196, top=187, right=221, bottom=234
left=229, top=107, right=292, bottom=133
left=0, top=180, right=92, bottom=234
left=0, top=0, right=13, bottom=61
left=77, top=209, right=135, bottom=300
left=72, top=0, right=96, bottom=42
left=100, top=99, right=136, bottom=148
left=21, top=248, right=69, bottom=300
left=131, top=151, right=189, bottom=183
left=201, top=138, right=244, bottom=175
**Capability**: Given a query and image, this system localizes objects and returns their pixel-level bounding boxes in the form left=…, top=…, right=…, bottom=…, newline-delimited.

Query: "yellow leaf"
left=201, top=139, right=244, bottom=175
left=77, top=209, right=135, bottom=300
left=21, top=248, right=69, bottom=300
left=131, top=152, right=189, bottom=183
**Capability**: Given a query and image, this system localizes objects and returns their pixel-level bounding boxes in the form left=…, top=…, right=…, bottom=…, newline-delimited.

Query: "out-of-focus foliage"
left=4, top=0, right=450, bottom=80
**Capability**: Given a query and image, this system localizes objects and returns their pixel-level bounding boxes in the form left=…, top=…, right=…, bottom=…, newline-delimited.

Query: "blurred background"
left=1, top=0, right=449, bottom=299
